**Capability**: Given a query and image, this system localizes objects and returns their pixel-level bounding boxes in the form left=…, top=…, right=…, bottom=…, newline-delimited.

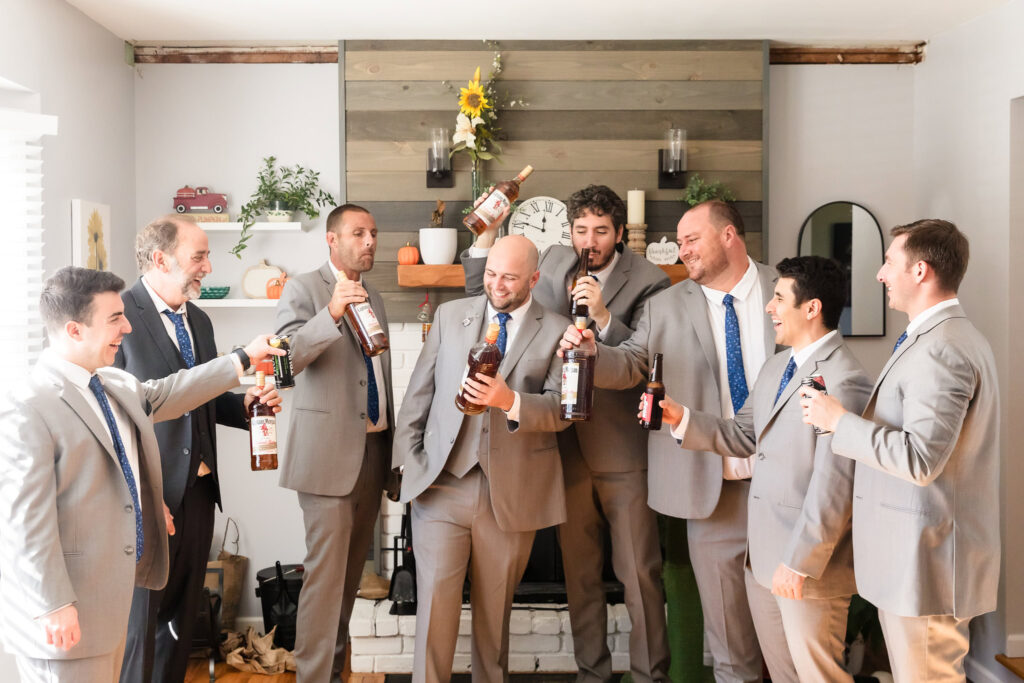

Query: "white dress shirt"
left=141, top=275, right=195, bottom=355
left=905, top=298, right=960, bottom=337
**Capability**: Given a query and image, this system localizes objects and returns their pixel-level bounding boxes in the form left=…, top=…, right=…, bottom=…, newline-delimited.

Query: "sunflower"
left=458, top=66, right=490, bottom=119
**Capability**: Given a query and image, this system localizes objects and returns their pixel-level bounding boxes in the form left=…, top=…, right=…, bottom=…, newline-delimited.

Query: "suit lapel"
left=36, top=363, right=119, bottom=463
left=681, top=281, right=720, bottom=379
left=128, top=280, right=186, bottom=373
left=184, top=301, right=214, bottom=364
left=763, top=333, right=843, bottom=431
left=599, top=248, right=630, bottom=306
left=500, top=299, right=543, bottom=377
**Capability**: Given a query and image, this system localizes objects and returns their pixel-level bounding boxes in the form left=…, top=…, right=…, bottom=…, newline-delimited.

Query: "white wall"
left=0, top=0, right=136, bottom=279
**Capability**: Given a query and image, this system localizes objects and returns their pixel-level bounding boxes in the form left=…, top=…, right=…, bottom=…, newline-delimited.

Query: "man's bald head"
left=483, top=235, right=541, bottom=313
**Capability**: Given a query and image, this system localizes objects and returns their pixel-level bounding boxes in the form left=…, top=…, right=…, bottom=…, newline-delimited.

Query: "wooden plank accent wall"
left=342, top=40, right=767, bottom=322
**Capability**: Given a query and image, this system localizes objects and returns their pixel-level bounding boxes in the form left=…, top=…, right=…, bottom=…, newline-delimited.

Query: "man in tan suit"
left=658, top=256, right=872, bottom=682
left=0, top=267, right=280, bottom=682
left=395, top=236, right=571, bottom=683
left=803, top=219, right=999, bottom=682
left=275, top=204, right=395, bottom=682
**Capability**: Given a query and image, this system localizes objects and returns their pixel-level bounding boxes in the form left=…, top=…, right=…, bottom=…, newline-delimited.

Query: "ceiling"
left=66, top=0, right=1007, bottom=45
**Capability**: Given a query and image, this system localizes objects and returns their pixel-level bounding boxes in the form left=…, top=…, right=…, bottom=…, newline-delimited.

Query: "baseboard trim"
left=966, top=654, right=1009, bottom=683
left=1008, top=633, right=1024, bottom=658
left=231, top=616, right=266, bottom=634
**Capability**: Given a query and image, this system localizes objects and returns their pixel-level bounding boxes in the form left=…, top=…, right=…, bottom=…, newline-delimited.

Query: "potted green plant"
left=681, top=173, right=736, bottom=207
left=232, top=156, right=336, bottom=257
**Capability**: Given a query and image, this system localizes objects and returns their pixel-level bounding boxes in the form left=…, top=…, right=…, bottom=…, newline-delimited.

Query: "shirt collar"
left=40, top=348, right=94, bottom=390
left=700, top=257, right=758, bottom=305
left=588, top=249, right=620, bottom=285
left=906, top=298, right=959, bottom=337
left=141, top=275, right=188, bottom=316
left=790, top=329, right=839, bottom=368
left=328, top=260, right=363, bottom=285
left=486, top=294, right=533, bottom=324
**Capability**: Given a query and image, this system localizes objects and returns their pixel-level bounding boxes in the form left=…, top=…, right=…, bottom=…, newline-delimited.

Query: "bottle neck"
left=649, top=355, right=663, bottom=382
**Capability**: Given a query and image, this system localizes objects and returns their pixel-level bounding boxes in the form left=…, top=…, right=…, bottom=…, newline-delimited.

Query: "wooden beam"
left=132, top=46, right=338, bottom=64
left=769, top=44, right=925, bottom=65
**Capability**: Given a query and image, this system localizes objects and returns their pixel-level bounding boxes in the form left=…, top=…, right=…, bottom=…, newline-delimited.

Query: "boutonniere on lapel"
left=462, top=313, right=480, bottom=328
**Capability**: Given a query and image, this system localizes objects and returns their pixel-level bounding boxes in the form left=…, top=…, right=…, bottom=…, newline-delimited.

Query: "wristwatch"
left=232, top=347, right=251, bottom=371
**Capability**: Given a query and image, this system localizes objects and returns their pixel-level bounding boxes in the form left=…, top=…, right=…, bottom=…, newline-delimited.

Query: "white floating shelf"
left=193, top=298, right=279, bottom=308
left=197, top=221, right=303, bottom=232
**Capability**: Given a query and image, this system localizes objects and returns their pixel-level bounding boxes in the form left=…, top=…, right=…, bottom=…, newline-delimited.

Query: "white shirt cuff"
left=670, top=406, right=691, bottom=443
left=468, top=245, right=491, bottom=259
left=504, top=391, right=522, bottom=422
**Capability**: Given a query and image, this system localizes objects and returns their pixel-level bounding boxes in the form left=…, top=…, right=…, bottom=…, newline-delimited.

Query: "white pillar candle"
left=627, top=190, right=645, bottom=224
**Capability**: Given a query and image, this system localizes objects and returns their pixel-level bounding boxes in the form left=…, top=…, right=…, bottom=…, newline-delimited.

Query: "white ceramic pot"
left=419, top=227, right=458, bottom=265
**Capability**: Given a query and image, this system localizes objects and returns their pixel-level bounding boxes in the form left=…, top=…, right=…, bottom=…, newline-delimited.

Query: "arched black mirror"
left=797, top=201, right=886, bottom=337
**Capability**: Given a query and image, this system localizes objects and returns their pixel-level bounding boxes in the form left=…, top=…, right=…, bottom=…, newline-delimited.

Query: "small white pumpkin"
left=646, top=236, right=679, bottom=265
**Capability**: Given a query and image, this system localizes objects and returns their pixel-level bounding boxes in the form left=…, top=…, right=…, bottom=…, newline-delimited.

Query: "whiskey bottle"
left=249, top=371, right=279, bottom=471
left=568, top=247, right=592, bottom=328
left=455, top=322, right=503, bottom=415
left=639, top=353, right=665, bottom=430
left=337, top=271, right=390, bottom=357
left=269, top=335, right=295, bottom=389
left=560, top=318, right=595, bottom=421
left=463, top=165, right=534, bottom=235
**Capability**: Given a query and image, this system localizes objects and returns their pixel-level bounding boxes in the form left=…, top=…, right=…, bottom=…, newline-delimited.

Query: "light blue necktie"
left=774, top=356, right=797, bottom=406
left=88, top=375, right=144, bottom=563
left=363, top=352, right=379, bottom=425
left=893, top=331, right=908, bottom=353
left=162, top=310, right=195, bottom=368
left=496, top=312, right=511, bottom=356
left=722, top=293, right=748, bottom=413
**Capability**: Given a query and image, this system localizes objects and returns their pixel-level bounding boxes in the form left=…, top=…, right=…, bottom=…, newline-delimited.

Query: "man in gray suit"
left=802, top=219, right=999, bottom=682
left=0, top=267, right=280, bottom=682
left=462, top=185, right=671, bottom=683
left=275, top=203, right=395, bottom=683
left=563, top=200, right=776, bottom=682
left=658, top=256, right=872, bottom=682
left=396, top=235, right=571, bottom=683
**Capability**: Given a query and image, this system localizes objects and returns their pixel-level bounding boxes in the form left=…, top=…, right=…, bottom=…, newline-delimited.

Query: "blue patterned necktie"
left=496, top=312, right=511, bottom=356
left=774, top=356, right=797, bottom=406
left=893, top=331, right=908, bottom=353
left=162, top=310, right=195, bottom=368
left=363, top=352, right=379, bottom=425
left=88, top=375, right=144, bottom=562
left=722, top=293, right=748, bottom=413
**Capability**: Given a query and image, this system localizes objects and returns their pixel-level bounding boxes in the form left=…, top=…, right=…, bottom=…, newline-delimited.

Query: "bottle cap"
left=255, top=370, right=265, bottom=387
left=518, top=165, right=534, bottom=180
left=485, top=322, right=500, bottom=342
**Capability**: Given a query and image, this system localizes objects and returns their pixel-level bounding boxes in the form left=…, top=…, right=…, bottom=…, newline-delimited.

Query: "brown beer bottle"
left=568, top=247, right=592, bottom=327
left=640, top=353, right=665, bottom=430
left=455, top=323, right=503, bottom=415
left=337, top=271, right=390, bottom=357
left=560, top=318, right=595, bottom=421
left=463, top=165, right=534, bottom=235
left=249, top=371, right=279, bottom=471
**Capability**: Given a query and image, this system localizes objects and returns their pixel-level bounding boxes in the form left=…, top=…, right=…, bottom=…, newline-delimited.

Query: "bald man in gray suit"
left=803, top=219, right=999, bottom=683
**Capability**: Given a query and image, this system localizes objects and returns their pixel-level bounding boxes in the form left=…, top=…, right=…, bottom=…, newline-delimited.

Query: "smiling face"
left=483, top=235, right=540, bottom=313
left=329, top=209, right=378, bottom=277
left=676, top=205, right=731, bottom=287
left=765, top=277, right=816, bottom=349
left=69, top=291, right=133, bottom=372
left=571, top=209, right=622, bottom=272
left=166, top=222, right=211, bottom=301
left=877, top=234, right=917, bottom=314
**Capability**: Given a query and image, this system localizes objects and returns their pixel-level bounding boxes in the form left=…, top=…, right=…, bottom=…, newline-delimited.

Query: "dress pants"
left=294, top=433, right=387, bottom=683
left=878, top=609, right=971, bottom=683
left=121, top=475, right=216, bottom=683
left=411, top=468, right=534, bottom=683
left=559, top=447, right=669, bottom=683
left=18, top=637, right=126, bottom=683
left=743, top=568, right=798, bottom=683
left=687, top=479, right=762, bottom=683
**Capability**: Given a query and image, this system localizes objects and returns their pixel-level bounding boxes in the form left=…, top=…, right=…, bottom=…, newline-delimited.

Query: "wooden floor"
left=184, top=652, right=384, bottom=682
left=997, top=654, right=1024, bottom=680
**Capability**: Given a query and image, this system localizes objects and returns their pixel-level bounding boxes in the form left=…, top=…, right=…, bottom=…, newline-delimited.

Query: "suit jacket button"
left=360, top=413, right=366, bottom=420
left=184, top=411, right=190, bottom=417
left=183, top=447, right=190, bottom=455
left=360, top=380, right=367, bottom=387
left=125, top=505, right=133, bottom=513
left=449, top=437, right=455, bottom=444
left=757, top=452, right=766, bottom=460
left=124, top=545, right=133, bottom=555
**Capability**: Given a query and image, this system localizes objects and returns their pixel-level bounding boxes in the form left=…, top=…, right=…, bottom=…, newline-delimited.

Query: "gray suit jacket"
left=594, top=262, right=780, bottom=518
left=393, top=295, right=571, bottom=532
left=463, top=245, right=670, bottom=472
left=831, top=304, right=999, bottom=618
left=682, top=335, right=872, bottom=598
left=0, top=354, right=240, bottom=660
left=275, top=262, right=395, bottom=497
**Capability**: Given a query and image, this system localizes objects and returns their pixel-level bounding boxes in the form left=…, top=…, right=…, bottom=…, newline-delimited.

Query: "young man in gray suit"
left=658, top=256, right=872, bottom=682
left=0, top=267, right=280, bottom=683
left=274, top=203, right=395, bottom=683
left=462, top=185, right=671, bottom=683
left=395, top=235, right=572, bottom=683
left=563, top=200, right=776, bottom=683
left=803, top=219, right=999, bottom=682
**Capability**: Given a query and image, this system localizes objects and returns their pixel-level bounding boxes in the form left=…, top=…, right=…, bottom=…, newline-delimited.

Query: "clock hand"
left=540, top=215, right=547, bottom=233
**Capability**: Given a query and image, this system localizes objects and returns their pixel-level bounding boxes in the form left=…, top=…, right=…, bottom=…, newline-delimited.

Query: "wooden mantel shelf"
left=397, top=264, right=689, bottom=289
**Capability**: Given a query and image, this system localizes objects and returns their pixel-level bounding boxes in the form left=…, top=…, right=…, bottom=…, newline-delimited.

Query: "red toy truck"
left=173, top=186, right=228, bottom=214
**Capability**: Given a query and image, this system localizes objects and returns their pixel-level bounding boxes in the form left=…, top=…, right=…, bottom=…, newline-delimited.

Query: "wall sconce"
left=426, top=127, right=453, bottom=188
left=658, top=128, right=687, bottom=189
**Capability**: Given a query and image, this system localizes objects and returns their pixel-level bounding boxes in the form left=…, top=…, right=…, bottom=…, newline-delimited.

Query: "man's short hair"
left=135, top=216, right=183, bottom=273
left=775, top=256, right=846, bottom=331
left=40, top=267, right=125, bottom=334
left=566, top=185, right=627, bottom=232
left=698, top=200, right=745, bottom=236
left=890, top=219, right=970, bottom=293
left=326, top=203, right=371, bottom=234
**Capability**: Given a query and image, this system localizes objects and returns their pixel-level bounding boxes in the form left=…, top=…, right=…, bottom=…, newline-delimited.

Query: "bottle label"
left=640, top=393, right=654, bottom=422
left=251, top=417, right=277, bottom=455
left=475, top=189, right=512, bottom=226
left=354, top=301, right=385, bottom=337
left=561, top=362, right=580, bottom=405
left=458, top=363, right=471, bottom=393
left=273, top=349, right=293, bottom=379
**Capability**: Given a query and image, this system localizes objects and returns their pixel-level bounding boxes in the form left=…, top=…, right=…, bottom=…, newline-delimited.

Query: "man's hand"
left=244, top=383, right=283, bottom=414
left=571, top=276, right=610, bottom=330
left=38, top=604, right=80, bottom=651
left=472, top=185, right=502, bottom=249
left=557, top=325, right=597, bottom=359
left=461, top=372, right=516, bottom=412
left=242, top=335, right=287, bottom=366
left=645, top=395, right=684, bottom=428
left=163, top=502, right=175, bottom=536
left=771, top=564, right=806, bottom=600
left=799, top=386, right=846, bottom=433
left=327, top=277, right=369, bottom=322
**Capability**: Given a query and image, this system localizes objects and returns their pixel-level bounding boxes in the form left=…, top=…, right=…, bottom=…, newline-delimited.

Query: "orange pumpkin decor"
left=398, top=242, right=420, bottom=266
left=266, top=274, right=289, bottom=299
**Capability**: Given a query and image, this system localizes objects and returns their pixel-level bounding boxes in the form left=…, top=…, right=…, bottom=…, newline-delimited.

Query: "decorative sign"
left=645, top=236, right=678, bottom=265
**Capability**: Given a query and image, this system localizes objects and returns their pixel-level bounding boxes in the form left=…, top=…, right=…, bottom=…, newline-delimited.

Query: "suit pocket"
left=879, top=501, right=929, bottom=516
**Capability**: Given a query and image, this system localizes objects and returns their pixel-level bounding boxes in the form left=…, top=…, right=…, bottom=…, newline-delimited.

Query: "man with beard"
left=118, top=217, right=281, bottom=683
left=562, top=200, right=781, bottom=682
left=462, top=185, right=671, bottom=683
left=396, top=235, right=572, bottom=683
left=274, top=204, right=395, bottom=682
